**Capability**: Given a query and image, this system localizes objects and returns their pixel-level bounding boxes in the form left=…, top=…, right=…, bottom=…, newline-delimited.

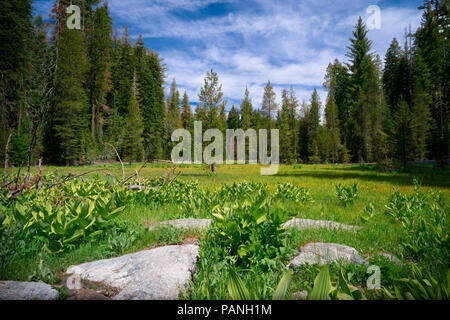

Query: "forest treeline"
left=0, top=0, right=448, bottom=168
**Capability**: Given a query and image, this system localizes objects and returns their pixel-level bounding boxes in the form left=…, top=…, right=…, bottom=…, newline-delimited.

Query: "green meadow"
left=1, top=163, right=449, bottom=299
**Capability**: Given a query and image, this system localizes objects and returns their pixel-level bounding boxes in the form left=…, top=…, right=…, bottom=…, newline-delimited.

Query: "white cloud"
left=33, top=0, right=424, bottom=113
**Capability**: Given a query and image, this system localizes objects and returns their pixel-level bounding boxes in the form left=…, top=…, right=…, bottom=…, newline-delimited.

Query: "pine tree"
left=391, top=99, right=415, bottom=169
left=143, top=52, right=166, bottom=160
left=287, top=86, right=299, bottom=160
left=411, top=53, right=433, bottom=160
left=240, top=87, right=253, bottom=130
left=227, top=105, right=240, bottom=130
left=198, top=69, right=226, bottom=131
left=218, top=104, right=227, bottom=133
left=87, top=3, right=112, bottom=141
left=122, top=92, right=144, bottom=162
left=317, top=125, right=331, bottom=163
left=251, top=109, right=262, bottom=131
left=309, top=138, right=321, bottom=164
left=298, top=100, right=310, bottom=162
left=280, top=90, right=294, bottom=163
left=51, top=4, right=89, bottom=165
left=104, top=27, right=121, bottom=146
left=383, top=38, right=403, bottom=112
left=346, top=17, right=383, bottom=161
left=307, top=89, right=321, bottom=160
left=0, top=0, right=33, bottom=161
left=195, top=104, right=207, bottom=123
left=415, top=2, right=448, bottom=163
left=324, top=91, right=341, bottom=162
left=181, top=92, right=193, bottom=132
left=167, top=79, right=181, bottom=131
left=324, top=59, right=353, bottom=150
left=261, top=81, right=277, bottom=130
left=116, top=26, right=134, bottom=115
left=164, top=79, right=181, bottom=158
left=28, top=14, right=54, bottom=166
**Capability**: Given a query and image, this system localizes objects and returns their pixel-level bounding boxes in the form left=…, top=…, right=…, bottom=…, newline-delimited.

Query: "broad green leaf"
left=272, top=270, right=292, bottom=300
left=228, top=269, right=251, bottom=300
left=307, top=265, right=332, bottom=300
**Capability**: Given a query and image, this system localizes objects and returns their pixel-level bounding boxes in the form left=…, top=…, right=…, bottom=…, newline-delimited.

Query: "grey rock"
left=149, top=218, right=212, bottom=231
left=288, top=242, right=368, bottom=268
left=0, top=281, right=59, bottom=300
left=66, top=244, right=199, bottom=300
left=282, top=218, right=362, bottom=232
left=291, top=290, right=308, bottom=300
left=377, top=253, right=404, bottom=266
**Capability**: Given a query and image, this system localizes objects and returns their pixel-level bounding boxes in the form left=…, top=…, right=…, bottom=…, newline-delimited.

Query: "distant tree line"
left=0, top=0, right=448, bottom=169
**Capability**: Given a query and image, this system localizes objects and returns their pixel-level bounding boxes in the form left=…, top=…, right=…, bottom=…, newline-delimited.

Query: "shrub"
left=384, top=179, right=449, bottom=266
left=275, top=183, right=313, bottom=204
left=335, top=183, right=359, bottom=206
left=210, top=195, right=292, bottom=271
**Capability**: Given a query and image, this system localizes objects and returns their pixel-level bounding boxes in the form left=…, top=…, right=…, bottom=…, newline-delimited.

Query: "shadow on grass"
left=275, top=170, right=450, bottom=188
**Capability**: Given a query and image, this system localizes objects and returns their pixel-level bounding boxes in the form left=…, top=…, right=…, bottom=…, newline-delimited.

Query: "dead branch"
left=24, top=123, right=39, bottom=184
left=169, top=171, right=181, bottom=185
left=14, top=163, right=23, bottom=190
left=48, top=169, right=107, bottom=189
left=122, top=173, right=137, bottom=186
left=1, top=178, right=17, bottom=189
left=136, top=170, right=141, bottom=186
left=104, top=142, right=125, bottom=183
left=106, top=173, right=116, bottom=185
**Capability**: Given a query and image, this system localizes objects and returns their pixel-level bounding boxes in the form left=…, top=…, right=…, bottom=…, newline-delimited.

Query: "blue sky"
left=33, top=0, right=424, bottom=111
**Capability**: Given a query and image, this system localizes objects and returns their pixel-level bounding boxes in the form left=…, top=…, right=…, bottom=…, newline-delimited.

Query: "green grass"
left=1, top=163, right=449, bottom=299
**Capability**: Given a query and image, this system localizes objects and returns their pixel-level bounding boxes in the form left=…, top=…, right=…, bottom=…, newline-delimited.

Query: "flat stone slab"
left=288, top=242, right=368, bottom=268
left=283, top=218, right=362, bottom=232
left=149, top=218, right=212, bottom=231
left=66, top=244, right=199, bottom=300
left=0, top=281, right=59, bottom=300
left=377, top=253, right=404, bottom=266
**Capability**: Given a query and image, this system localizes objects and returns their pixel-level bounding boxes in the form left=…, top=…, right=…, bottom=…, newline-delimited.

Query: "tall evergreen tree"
left=324, top=91, right=341, bottom=162
left=50, top=1, right=89, bottom=164
left=142, top=51, right=165, bottom=160
left=198, top=69, right=226, bottom=131
left=240, top=87, right=253, bottom=130
left=87, top=3, right=112, bottom=141
left=307, top=89, right=321, bottom=159
left=411, top=53, right=433, bottom=160
left=346, top=17, right=383, bottom=161
left=0, top=0, right=34, bottom=161
left=298, top=100, right=310, bottom=162
left=27, top=14, right=54, bottom=166
left=383, top=38, right=403, bottom=113
left=181, top=91, right=193, bottom=132
left=391, top=99, right=415, bottom=169
left=415, top=1, right=449, bottom=163
left=287, top=86, right=299, bottom=159
left=122, top=92, right=144, bottom=162
left=166, top=79, right=181, bottom=131
left=227, top=105, right=240, bottom=130
left=280, top=90, right=295, bottom=163
left=261, top=81, right=277, bottom=130
left=116, top=26, right=134, bottom=115
left=324, top=59, right=353, bottom=150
